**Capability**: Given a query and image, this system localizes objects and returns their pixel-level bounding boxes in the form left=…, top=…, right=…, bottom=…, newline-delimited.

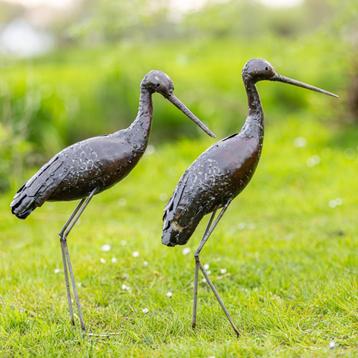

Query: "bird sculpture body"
left=11, top=70, right=215, bottom=333
left=162, top=59, right=338, bottom=337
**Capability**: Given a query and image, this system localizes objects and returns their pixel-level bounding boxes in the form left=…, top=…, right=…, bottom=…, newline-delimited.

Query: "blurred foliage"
left=0, top=0, right=357, bottom=190
left=0, top=122, right=31, bottom=192
left=63, top=0, right=357, bottom=44
left=0, top=36, right=351, bottom=147
left=68, top=0, right=172, bottom=43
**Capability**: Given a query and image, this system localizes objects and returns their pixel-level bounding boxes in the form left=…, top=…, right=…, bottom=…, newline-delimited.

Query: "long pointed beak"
left=271, top=74, right=339, bottom=98
left=165, top=94, right=216, bottom=138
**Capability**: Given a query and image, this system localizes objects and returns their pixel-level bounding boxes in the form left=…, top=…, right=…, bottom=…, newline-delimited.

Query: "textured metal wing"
left=11, top=154, right=69, bottom=219
left=162, top=131, right=262, bottom=246
left=162, top=140, right=234, bottom=246
left=11, top=130, right=144, bottom=219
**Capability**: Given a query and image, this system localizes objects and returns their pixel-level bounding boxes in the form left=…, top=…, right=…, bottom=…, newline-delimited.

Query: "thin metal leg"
left=192, top=260, right=200, bottom=328
left=199, top=262, right=240, bottom=337
left=58, top=198, right=87, bottom=326
left=59, top=197, right=86, bottom=238
left=195, top=201, right=230, bottom=255
left=61, top=242, right=74, bottom=325
left=191, top=200, right=239, bottom=337
left=192, top=209, right=217, bottom=328
left=58, top=188, right=97, bottom=332
left=62, top=239, right=86, bottom=331
left=62, top=189, right=97, bottom=239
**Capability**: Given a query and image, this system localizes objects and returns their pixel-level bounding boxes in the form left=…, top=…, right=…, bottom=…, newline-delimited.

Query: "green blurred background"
left=0, top=0, right=357, bottom=191
left=0, top=2, right=357, bottom=354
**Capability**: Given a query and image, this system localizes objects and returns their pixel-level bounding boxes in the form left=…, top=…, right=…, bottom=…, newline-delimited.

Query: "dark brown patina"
left=162, top=58, right=338, bottom=337
left=12, top=71, right=215, bottom=217
left=10, top=70, right=215, bottom=334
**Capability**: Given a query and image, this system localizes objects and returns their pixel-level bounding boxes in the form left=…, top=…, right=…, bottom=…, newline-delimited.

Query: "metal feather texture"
left=162, top=120, right=264, bottom=246
left=162, top=58, right=337, bottom=248
left=11, top=154, right=66, bottom=218
left=11, top=84, right=153, bottom=220
left=11, top=129, right=147, bottom=219
left=10, top=70, right=216, bottom=221
left=161, top=59, right=338, bottom=337
left=9, top=70, right=219, bottom=335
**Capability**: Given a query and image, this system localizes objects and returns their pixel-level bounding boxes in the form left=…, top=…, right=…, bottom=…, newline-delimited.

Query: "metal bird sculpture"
left=162, top=59, right=338, bottom=337
left=11, top=70, right=215, bottom=333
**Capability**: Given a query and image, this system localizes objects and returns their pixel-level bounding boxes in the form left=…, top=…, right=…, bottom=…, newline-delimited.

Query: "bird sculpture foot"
left=87, top=332, right=121, bottom=338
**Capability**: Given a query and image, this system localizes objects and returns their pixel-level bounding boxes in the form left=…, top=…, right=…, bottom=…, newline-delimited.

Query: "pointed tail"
left=10, top=186, right=37, bottom=219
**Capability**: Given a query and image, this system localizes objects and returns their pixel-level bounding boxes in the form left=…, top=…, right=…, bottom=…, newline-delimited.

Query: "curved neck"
left=244, top=78, right=263, bottom=117
left=241, top=76, right=264, bottom=141
left=127, top=87, right=153, bottom=145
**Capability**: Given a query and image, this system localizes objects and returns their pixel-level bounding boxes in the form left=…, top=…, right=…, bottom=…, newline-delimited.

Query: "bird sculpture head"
left=141, top=70, right=174, bottom=96
left=242, top=58, right=338, bottom=97
left=141, top=70, right=216, bottom=138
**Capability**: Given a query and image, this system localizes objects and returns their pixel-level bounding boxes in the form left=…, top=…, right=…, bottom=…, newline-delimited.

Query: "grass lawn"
left=0, top=117, right=357, bottom=357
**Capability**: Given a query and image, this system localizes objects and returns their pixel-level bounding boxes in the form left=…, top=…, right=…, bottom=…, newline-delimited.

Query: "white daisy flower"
left=294, top=136, right=307, bottom=148
left=101, top=244, right=111, bottom=252
left=328, top=198, right=343, bottom=208
left=307, top=155, right=320, bottom=167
